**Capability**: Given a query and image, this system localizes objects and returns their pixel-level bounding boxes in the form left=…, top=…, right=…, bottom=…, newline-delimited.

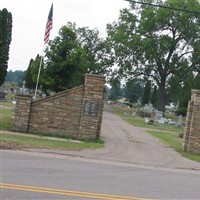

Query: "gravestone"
left=144, top=104, right=154, bottom=113
left=41, top=93, right=47, bottom=99
left=177, top=115, right=183, bottom=128
left=158, top=118, right=165, bottom=125
left=144, top=117, right=150, bottom=124
left=20, top=80, right=29, bottom=94
left=168, top=118, right=176, bottom=125
left=155, top=110, right=163, bottom=122
left=0, top=90, right=6, bottom=101
left=131, top=112, right=136, bottom=117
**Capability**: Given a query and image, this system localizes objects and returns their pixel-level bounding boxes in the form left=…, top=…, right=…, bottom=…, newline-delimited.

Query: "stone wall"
left=13, top=74, right=105, bottom=140
left=183, top=89, right=200, bottom=154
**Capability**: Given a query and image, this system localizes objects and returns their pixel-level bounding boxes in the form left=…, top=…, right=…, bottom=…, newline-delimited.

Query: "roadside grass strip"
left=0, top=133, right=104, bottom=150
left=148, top=130, right=200, bottom=163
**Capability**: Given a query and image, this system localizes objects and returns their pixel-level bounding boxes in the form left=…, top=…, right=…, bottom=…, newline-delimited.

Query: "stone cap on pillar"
left=84, top=74, right=105, bottom=82
left=16, top=94, right=33, bottom=98
left=191, top=90, right=200, bottom=99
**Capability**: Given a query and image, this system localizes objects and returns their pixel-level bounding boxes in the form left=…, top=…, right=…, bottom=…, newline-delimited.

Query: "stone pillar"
left=12, top=94, right=32, bottom=133
left=182, top=100, right=193, bottom=152
left=79, top=74, right=105, bottom=140
left=183, top=90, right=200, bottom=153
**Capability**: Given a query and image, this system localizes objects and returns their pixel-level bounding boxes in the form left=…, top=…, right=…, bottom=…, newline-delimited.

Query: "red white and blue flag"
left=44, top=3, right=53, bottom=44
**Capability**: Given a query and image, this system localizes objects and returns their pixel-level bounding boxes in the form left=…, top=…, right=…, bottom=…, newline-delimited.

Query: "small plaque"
left=84, top=100, right=99, bottom=117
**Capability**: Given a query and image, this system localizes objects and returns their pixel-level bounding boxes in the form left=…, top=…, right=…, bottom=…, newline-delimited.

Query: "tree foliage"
left=0, top=8, right=12, bottom=86
left=5, top=70, right=24, bottom=83
left=193, top=73, right=200, bottom=90
left=43, top=23, right=107, bottom=92
left=106, top=0, right=200, bottom=112
left=24, top=55, right=43, bottom=89
left=142, top=80, right=151, bottom=106
left=124, top=79, right=144, bottom=103
left=108, top=77, right=122, bottom=100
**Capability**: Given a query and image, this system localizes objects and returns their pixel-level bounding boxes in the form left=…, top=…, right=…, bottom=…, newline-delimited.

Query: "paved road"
left=2, top=105, right=200, bottom=199
left=29, top=105, right=200, bottom=170
left=2, top=150, right=200, bottom=200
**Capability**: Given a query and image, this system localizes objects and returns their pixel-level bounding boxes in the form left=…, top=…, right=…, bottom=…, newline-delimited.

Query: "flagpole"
left=33, top=2, right=53, bottom=100
left=33, top=43, right=45, bottom=100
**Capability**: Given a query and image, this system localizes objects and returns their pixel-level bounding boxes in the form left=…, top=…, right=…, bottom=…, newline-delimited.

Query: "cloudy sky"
left=0, top=0, right=129, bottom=71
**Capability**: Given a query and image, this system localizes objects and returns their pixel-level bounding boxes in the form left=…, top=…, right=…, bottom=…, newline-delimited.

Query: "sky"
left=0, top=0, right=129, bottom=71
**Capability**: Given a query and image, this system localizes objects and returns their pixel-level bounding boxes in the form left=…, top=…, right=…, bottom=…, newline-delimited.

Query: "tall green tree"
left=106, top=0, right=200, bottom=112
left=142, top=80, right=151, bottom=105
left=124, top=79, right=143, bottom=103
left=108, top=77, right=122, bottom=100
left=24, top=55, right=43, bottom=89
left=193, top=73, right=200, bottom=90
left=43, top=22, right=107, bottom=92
left=0, top=8, right=12, bottom=86
left=168, top=69, right=200, bottom=110
left=150, top=86, right=158, bottom=107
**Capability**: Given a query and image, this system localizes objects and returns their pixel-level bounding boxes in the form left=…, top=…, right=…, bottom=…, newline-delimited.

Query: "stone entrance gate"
left=12, top=74, right=105, bottom=140
left=183, top=89, right=200, bottom=154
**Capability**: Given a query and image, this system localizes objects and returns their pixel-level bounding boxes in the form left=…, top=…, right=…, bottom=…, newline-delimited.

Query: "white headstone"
left=158, top=118, right=165, bottom=125
left=155, top=110, right=163, bottom=122
left=177, top=115, right=183, bottom=128
left=144, top=117, right=150, bottom=124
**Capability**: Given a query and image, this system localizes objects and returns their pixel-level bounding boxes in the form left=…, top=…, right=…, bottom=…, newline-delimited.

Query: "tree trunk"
left=157, top=78, right=166, bottom=113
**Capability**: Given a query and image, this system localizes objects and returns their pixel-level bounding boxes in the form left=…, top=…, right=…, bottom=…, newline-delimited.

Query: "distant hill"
left=5, top=70, right=25, bottom=83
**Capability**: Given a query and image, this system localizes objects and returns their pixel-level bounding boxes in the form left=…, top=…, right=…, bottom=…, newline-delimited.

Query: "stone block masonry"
left=12, top=94, right=32, bottom=132
left=12, top=74, right=105, bottom=140
left=183, top=89, right=200, bottom=154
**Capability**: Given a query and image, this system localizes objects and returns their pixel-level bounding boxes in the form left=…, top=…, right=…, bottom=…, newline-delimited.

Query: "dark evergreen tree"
left=24, top=59, right=34, bottom=88
left=24, top=55, right=43, bottom=89
left=0, top=8, right=12, bottom=86
left=108, top=77, right=122, bottom=100
left=124, top=79, right=143, bottom=103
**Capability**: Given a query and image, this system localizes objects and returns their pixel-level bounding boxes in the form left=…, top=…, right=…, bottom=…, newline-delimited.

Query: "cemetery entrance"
left=12, top=74, right=105, bottom=140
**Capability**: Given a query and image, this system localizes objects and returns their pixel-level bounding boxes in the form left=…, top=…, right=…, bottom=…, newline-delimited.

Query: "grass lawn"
left=113, top=106, right=184, bottom=133
left=148, top=130, right=200, bottom=163
left=1, top=133, right=104, bottom=150
left=0, top=105, right=14, bottom=130
left=0, top=93, right=15, bottom=130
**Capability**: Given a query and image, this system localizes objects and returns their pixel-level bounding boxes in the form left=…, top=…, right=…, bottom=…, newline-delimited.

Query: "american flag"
left=44, top=3, right=53, bottom=44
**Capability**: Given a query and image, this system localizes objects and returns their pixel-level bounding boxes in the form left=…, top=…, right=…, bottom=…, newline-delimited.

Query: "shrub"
left=175, top=108, right=187, bottom=117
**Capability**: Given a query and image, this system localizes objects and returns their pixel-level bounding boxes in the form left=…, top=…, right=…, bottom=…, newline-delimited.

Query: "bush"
left=139, top=111, right=151, bottom=118
left=175, top=108, right=187, bottom=117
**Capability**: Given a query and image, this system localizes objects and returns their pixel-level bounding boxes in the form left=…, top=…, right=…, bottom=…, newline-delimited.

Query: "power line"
left=124, top=0, right=200, bottom=15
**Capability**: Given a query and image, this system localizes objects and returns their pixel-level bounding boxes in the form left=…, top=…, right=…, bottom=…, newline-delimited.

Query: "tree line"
left=1, top=0, right=200, bottom=113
